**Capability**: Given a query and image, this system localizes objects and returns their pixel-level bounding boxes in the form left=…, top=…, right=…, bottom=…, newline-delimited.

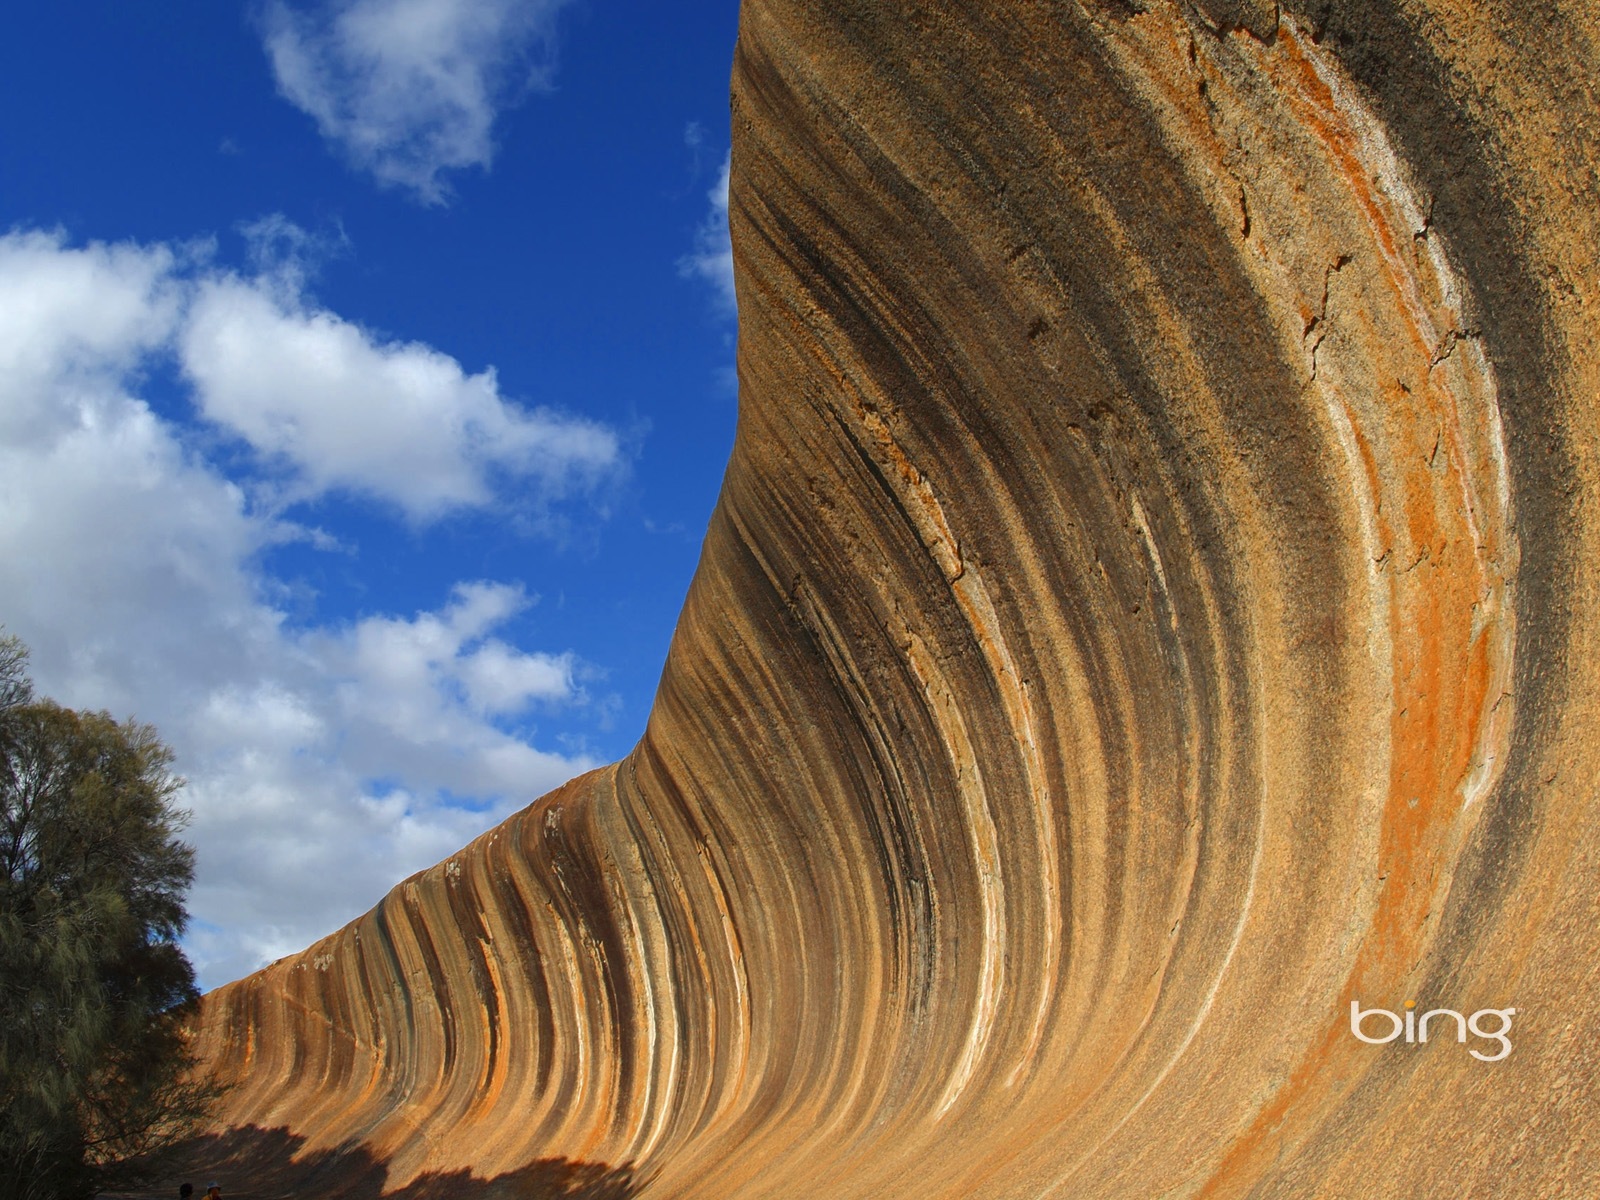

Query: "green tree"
left=0, top=634, right=213, bottom=1200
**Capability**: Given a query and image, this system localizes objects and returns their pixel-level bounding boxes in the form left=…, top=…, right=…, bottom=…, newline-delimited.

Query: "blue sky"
left=0, top=0, right=741, bottom=988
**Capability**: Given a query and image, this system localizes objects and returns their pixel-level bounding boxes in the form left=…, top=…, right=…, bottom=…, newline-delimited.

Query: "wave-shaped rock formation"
left=188, top=2, right=1600, bottom=1196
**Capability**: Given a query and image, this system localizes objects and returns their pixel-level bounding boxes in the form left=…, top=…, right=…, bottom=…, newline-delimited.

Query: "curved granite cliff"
left=187, top=2, right=1600, bottom=1196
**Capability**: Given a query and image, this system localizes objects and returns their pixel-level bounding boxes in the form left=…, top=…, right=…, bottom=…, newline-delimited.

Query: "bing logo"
left=1349, top=1000, right=1515, bottom=1061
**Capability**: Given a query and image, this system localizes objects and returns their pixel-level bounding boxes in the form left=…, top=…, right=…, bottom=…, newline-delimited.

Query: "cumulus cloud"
left=182, top=269, right=619, bottom=520
left=679, top=151, right=734, bottom=313
left=263, top=0, right=569, bottom=202
left=0, top=231, right=181, bottom=429
left=299, top=582, right=581, bottom=777
left=0, top=228, right=611, bottom=986
left=0, top=232, right=267, bottom=719
left=180, top=585, right=597, bottom=982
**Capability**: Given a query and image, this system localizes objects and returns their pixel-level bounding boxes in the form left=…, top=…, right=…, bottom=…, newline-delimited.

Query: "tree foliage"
left=0, top=634, right=214, bottom=1200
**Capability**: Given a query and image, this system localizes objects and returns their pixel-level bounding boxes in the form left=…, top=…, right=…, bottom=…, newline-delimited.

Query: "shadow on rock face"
left=108, top=1124, right=641, bottom=1200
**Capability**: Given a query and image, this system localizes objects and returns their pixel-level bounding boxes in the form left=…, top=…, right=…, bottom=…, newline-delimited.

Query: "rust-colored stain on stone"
left=180, top=3, right=1600, bottom=1196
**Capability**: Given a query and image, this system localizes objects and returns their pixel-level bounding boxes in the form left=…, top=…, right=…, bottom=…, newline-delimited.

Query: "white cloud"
left=679, top=151, right=734, bottom=313
left=459, top=637, right=573, bottom=714
left=0, top=228, right=609, bottom=987
left=0, top=231, right=181, bottom=437
left=0, top=233, right=268, bottom=720
left=263, top=0, right=569, bottom=202
left=182, top=268, right=620, bottom=521
left=177, top=588, right=597, bottom=984
left=302, top=582, right=580, bottom=774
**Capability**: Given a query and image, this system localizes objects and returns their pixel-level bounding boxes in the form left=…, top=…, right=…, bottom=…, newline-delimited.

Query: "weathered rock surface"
left=187, top=2, right=1600, bottom=1196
